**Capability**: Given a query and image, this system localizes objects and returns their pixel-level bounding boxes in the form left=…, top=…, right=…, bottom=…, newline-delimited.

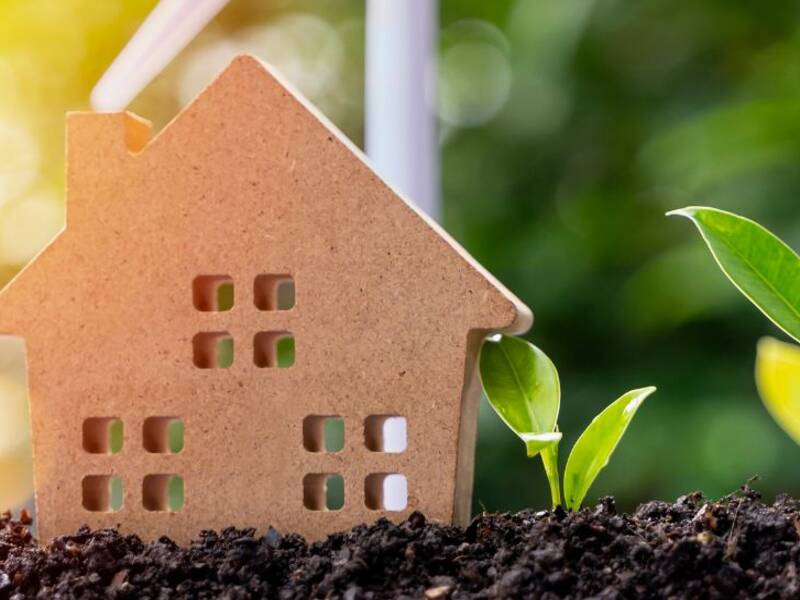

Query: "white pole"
left=91, top=0, right=230, bottom=112
left=365, top=0, right=439, bottom=509
left=365, top=0, right=439, bottom=221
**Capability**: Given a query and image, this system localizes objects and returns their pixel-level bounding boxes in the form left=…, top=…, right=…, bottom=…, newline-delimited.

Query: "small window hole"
left=143, top=474, right=184, bottom=512
left=193, top=332, right=234, bottom=368
left=303, top=473, right=344, bottom=511
left=254, top=332, right=294, bottom=368
left=254, top=274, right=295, bottom=311
left=365, top=473, right=407, bottom=511
left=143, top=417, right=184, bottom=454
left=82, top=475, right=123, bottom=512
left=364, top=416, right=407, bottom=453
left=303, top=416, right=344, bottom=453
left=193, top=275, right=234, bottom=311
left=83, top=418, right=123, bottom=454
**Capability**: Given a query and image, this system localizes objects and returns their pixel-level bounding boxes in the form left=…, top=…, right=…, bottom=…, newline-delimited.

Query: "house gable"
left=0, top=55, right=530, bottom=340
left=135, top=55, right=532, bottom=336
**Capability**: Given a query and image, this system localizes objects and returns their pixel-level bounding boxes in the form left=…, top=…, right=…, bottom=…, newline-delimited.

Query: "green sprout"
left=669, top=206, right=800, bottom=444
left=479, top=335, right=655, bottom=511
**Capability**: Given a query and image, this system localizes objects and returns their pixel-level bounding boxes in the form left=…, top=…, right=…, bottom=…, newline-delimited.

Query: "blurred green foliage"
left=463, top=0, right=800, bottom=512
left=3, top=0, right=800, bottom=514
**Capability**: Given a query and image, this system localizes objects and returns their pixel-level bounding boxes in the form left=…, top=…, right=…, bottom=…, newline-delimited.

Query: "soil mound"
left=1, top=486, right=798, bottom=599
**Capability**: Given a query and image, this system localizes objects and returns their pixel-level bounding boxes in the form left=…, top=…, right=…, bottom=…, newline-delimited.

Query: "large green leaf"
left=563, top=387, right=656, bottom=511
left=479, top=335, right=561, bottom=457
left=668, top=206, right=800, bottom=343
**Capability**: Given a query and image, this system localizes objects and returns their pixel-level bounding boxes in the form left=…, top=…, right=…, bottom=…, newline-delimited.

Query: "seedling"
left=669, top=207, right=800, bottom=445
left=479, top=335, right=655, bottom=510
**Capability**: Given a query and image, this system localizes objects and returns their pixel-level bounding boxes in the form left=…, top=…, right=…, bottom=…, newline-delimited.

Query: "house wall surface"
left=0, top=57, right=525, bottom=543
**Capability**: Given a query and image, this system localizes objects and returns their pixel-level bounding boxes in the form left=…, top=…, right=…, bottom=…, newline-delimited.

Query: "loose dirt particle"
left=425, top=585, right=451, bottom=599
left=1, top=486, right=798, bottom=598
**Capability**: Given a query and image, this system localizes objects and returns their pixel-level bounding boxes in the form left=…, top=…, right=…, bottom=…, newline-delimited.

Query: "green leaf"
left=667, top=206, right=800, bottom=343
left=563, top=386, right=656, bottom=511
left=755, top=336, right=800, bottom=446
left=479, top=335, right=561, bottom=457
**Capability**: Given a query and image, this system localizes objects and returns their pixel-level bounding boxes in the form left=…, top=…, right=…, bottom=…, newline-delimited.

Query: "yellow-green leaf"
left=756, top=336, right=800, bottom=446
left=564, top=386, right=656, bottom=511
left=667, top=206, right=800, bottom=343
left=540, top=439, right=562, bottom=508
left=479, top=335, right=560, bottom=457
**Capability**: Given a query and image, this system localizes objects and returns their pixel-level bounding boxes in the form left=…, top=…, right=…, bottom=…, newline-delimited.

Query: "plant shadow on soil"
left=1, top=485, right=799, bottom=599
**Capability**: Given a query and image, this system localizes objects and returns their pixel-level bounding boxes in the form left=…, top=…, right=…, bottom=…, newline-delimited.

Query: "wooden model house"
left=0, top=56, right=531, bottom=543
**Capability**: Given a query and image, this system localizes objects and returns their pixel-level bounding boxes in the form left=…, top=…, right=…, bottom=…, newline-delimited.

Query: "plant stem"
left=540, top=443, right=561, bottom=508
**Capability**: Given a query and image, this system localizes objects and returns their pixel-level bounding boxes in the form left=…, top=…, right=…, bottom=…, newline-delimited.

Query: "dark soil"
left=1, top=486, right=799, bottom=599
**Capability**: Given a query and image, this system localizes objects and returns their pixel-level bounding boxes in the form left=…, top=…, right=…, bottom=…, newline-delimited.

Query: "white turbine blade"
left=365, top=0, right=439, bottom=220
left=91, top=0, right=230, bottom=112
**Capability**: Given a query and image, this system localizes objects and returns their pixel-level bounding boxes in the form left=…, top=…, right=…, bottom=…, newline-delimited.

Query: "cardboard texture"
left=0, top=55, right=532, bottom=544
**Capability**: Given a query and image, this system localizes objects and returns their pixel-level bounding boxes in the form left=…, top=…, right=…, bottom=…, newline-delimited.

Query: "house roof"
left=0, top=55, right=531, bottom=336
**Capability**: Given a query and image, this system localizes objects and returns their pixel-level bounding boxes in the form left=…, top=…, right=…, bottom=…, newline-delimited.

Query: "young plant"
left=479, top=335, right=655, bottom=510
left=668, top=207, right=800, bottom=444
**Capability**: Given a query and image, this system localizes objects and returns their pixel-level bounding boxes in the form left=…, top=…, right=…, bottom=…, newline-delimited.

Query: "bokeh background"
left=1, top=0, right=800, bottom=515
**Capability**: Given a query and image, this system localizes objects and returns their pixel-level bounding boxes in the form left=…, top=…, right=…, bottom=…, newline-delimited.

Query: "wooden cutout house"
left=0, top=55, right=531, bottom=544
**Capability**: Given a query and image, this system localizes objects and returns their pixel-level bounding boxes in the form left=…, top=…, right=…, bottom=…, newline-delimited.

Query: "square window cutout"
left=303, top=473, right=344, bottom=511
left=143, top=417, right=184, bottom=454
left=143, top=474, right=184, bottom=512
left=365, top=473, right=407, bottom=511
left=364, top=416, right=407, bottom=453
left=254, top=274, right=295, bottom=311
left=193, top=332, right=234, bottom=368
left=303, top=416, right=344, bottom=453
left=83, top=418, right=123, bottom=454
left=193, top=275, right=234, bottom=311
left=82, top=475, right=123, bottom=512
left=254, top=332, right=294, bottom=368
